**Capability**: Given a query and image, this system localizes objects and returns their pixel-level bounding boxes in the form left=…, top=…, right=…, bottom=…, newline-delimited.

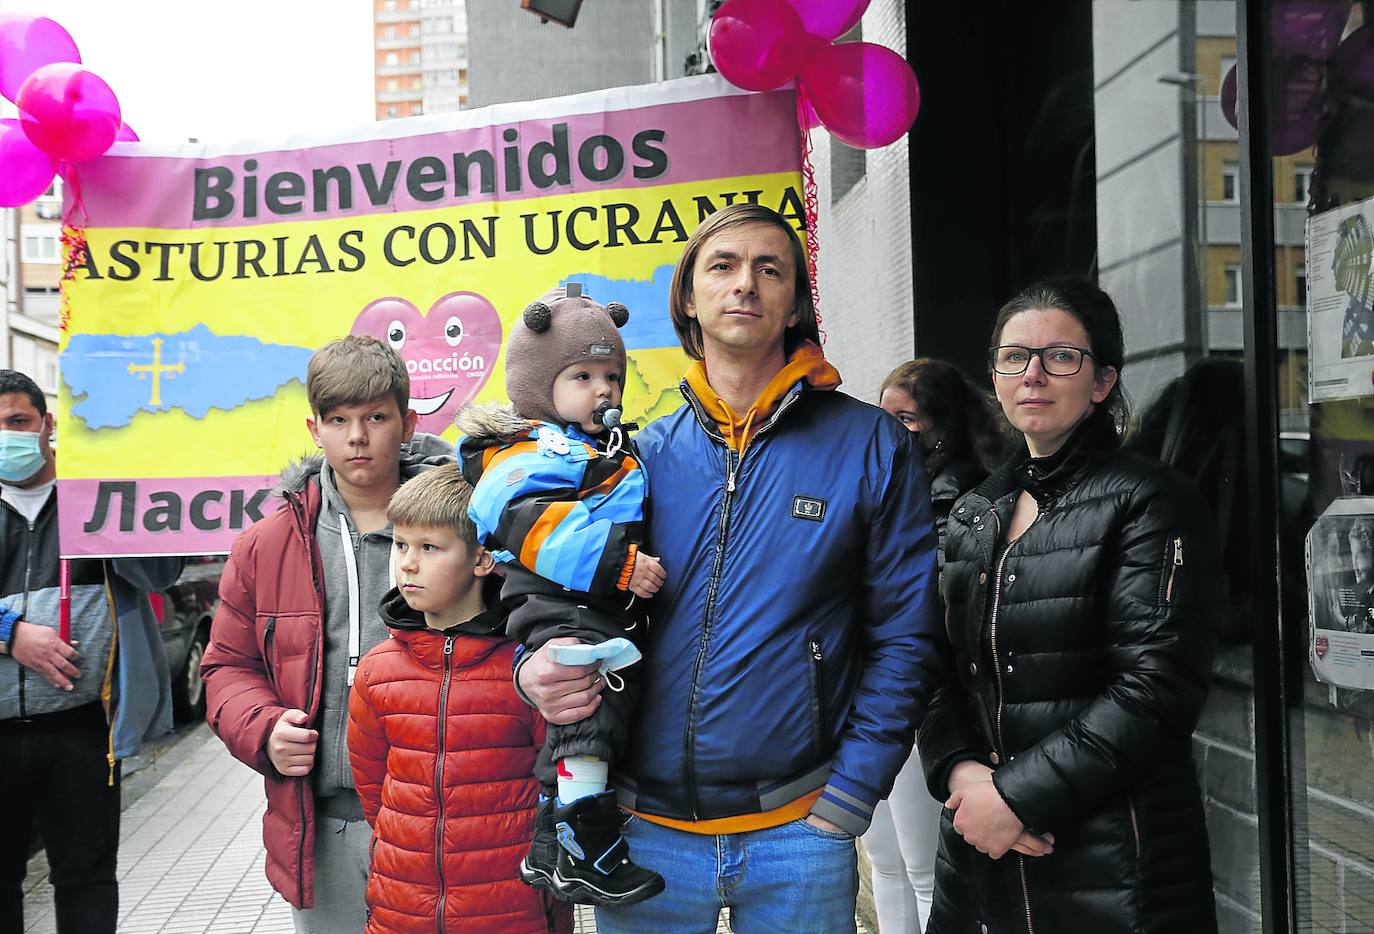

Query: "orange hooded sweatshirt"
left=682, top=341, right=841, bottom=454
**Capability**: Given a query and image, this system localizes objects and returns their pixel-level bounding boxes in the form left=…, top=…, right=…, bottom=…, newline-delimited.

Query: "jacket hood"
left=454, top=403, right=535, bottom=446
left=682, top=341, right=841, bottom=452
left=275, top=453, right=324, bottom=498
left=275, top=432, right=454, bottom=497
left=377, top=580, right=505, bottom=637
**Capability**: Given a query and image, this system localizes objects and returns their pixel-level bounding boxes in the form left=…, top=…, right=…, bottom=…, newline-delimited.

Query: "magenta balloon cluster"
left=1218, top=0, right=1374, bottom=157
left=0, top=14, right=136, bottom=209
left=708, top=0, right=919, bottom=149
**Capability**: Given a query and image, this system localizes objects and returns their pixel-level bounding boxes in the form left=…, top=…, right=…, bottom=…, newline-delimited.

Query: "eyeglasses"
left=989, top=344, right=1097, bottom=377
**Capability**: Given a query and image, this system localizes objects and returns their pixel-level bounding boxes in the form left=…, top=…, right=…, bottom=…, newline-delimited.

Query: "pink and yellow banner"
left=58, top=75, right=804, bottom=557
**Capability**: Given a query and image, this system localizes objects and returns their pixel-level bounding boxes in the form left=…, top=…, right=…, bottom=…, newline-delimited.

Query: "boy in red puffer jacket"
left=347, top=464, right=571, bottom=934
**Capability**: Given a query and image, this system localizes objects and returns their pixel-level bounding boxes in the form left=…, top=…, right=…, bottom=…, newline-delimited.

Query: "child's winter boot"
left=551, top=791, right=664, bottom=906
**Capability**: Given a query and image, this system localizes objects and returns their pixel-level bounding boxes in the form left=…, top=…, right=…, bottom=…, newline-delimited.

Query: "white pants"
left=861, top=749, right=940, bottom=934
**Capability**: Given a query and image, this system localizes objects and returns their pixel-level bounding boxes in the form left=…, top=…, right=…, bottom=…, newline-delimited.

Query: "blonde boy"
left=346, top=465, right=569, bottom=933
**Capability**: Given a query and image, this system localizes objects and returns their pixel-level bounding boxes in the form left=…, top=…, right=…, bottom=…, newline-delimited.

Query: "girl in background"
left=869, top=359, right=1006, bottom=933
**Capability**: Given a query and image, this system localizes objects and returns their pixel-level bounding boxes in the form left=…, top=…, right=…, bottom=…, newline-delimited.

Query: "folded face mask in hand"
left=547, top=637, right=641, bottom=674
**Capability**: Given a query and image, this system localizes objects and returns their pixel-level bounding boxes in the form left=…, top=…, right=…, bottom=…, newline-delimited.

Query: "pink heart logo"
left=350, top=292, right=503, bottom=434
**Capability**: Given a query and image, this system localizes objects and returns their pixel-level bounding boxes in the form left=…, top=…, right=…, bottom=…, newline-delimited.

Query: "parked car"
left=154, top=556, right=224, bottom=723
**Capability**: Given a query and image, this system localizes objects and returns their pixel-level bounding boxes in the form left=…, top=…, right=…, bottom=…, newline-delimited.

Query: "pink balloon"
left=116, top=122, right=139, bottom=142
left=1271, top=0, right=1350, bottom=59
left=1221, top=64, right=1238, bottom=129
left=0, top=117, right=56, bottom=208
left=710, top=0, right=805, bottom=91
left=1219, top=58, right=1322, bottom=156
left=17, top=62, right=121, bottom=163
left=1270, top=57, right=1324, bottom=156
left=1334, top=24, right=1374, bottom=101
left=800, top=41, right=920, bottom=149
left=0, top=14, right=80, bottom=104
left=782, top=0, right=869, bottom=40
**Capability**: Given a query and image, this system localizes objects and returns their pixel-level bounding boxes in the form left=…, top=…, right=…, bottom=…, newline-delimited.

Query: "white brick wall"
left=808, top=0, right=914, bottom=406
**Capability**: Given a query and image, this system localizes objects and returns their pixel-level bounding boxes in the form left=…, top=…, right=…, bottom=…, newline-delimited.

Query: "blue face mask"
left=546, top=638, right=642, bottom=674
left=0, top=431, right=46, bottom=483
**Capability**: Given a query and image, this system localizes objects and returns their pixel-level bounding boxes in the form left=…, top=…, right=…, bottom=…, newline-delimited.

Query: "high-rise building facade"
left=464, top=0, right=698, bottom=109
left=6, top=182, right=61, bottom=407
left=374, top=0, right=468, bottom=119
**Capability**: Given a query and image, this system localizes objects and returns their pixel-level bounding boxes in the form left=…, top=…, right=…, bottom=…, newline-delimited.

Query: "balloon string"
left=797, top=92, right=824, bottom=343
left=58, top=163, right=90, bottom=334
left=60, top=162, right=90, bottom=228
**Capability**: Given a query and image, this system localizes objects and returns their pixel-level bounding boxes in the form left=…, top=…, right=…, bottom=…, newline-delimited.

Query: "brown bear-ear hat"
left=504, top=282, right=629, bottom=428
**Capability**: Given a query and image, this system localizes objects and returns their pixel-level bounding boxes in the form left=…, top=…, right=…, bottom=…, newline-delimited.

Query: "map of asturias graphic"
left=63, top=325, right=314, bottom=429
left=560, top=266, right=686, bottom=423
left=561, top=267, right=679, bottom=350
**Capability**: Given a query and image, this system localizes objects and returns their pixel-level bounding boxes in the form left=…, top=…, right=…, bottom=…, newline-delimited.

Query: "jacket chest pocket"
left=259, top=616, right=278, bottom=687
left=805, top=636, right=825, bottom=757
left=1159, top=536, right=1184, bottom=606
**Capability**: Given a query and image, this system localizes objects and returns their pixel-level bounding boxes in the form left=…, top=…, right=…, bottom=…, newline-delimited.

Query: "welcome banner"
left=58, top=75, right=804, bottom=557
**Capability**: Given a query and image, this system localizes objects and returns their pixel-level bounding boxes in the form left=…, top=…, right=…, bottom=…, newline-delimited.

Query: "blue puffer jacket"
left=614, top=380, right=941, bottom=835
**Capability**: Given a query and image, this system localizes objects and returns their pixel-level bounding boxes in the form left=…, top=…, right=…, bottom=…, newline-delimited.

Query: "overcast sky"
left=8, top=0, right=376, bottom=143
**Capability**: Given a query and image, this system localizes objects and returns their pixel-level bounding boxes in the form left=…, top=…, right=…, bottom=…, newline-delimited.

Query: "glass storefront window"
left=1093, top=2, right=1265, bottom=929
left=1264, top=1, right=1374, bottom=930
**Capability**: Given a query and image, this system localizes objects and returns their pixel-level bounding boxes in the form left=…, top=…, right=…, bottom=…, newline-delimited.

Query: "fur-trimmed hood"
left=454, top=402, right=534, bottom=446
left=275, top=431, right=454, bottom=497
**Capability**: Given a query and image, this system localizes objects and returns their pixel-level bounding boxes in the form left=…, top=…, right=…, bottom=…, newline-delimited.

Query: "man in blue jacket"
left=0, top=370, right=182, bottom=934
left=518, top=204, right=940, bottom=932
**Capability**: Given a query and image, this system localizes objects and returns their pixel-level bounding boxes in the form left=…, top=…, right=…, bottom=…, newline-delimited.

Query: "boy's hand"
left=628, top=553, right=666, bottom=599
left=267, top=709, right=318, bottom=777
left=518, top=639, right=604, bottom=724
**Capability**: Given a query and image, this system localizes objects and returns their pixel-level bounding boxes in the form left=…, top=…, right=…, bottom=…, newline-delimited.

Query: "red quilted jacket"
left=348, top=591, right=571, bottom=934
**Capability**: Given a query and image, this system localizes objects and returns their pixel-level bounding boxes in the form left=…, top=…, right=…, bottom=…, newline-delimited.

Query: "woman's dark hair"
left=881, top=358, right=1009, bottom=474
left=990, top=275, right=1131, bottom=431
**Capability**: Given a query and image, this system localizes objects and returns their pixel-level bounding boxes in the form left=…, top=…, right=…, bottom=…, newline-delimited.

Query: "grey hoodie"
left=280, top=433, right=453, bottom=809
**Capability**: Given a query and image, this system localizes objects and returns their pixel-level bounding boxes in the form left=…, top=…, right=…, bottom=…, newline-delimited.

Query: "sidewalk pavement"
left=21, top=724, right=870, bottom=933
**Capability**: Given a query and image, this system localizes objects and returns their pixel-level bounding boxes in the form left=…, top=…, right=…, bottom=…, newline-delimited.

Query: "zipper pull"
left=1173, top=537, right=1184, bottom=565
left=444, top=635, right=455, bottom=656
left=809, top=639, right=822, bottom=661
left=726, top=460, right=737, bottom=493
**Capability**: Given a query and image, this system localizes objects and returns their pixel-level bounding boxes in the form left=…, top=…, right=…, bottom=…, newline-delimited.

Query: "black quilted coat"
left=918, top=410, right=1220, bottom=934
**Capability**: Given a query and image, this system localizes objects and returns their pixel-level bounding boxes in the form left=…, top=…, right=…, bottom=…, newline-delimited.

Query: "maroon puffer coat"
left=201, top=468, right=328, bottom=908
left=348, top=592, right=571, bottom=934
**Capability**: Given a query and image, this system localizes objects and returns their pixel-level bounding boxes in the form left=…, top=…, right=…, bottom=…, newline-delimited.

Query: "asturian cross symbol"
left=127, top=338, right=186, bottom=406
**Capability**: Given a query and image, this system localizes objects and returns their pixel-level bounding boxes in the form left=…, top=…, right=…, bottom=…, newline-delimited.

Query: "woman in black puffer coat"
left=917, top=277, right=1220, bottom=934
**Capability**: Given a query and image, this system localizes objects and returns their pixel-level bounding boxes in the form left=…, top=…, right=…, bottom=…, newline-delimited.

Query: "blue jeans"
left=595, top=814, right=858, bottom=934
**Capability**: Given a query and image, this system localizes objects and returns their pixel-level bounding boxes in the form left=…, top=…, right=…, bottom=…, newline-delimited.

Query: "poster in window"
left=1306, top=496, right=1374, bottom=690
left=1307, top=194, right=1374, bottom=401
